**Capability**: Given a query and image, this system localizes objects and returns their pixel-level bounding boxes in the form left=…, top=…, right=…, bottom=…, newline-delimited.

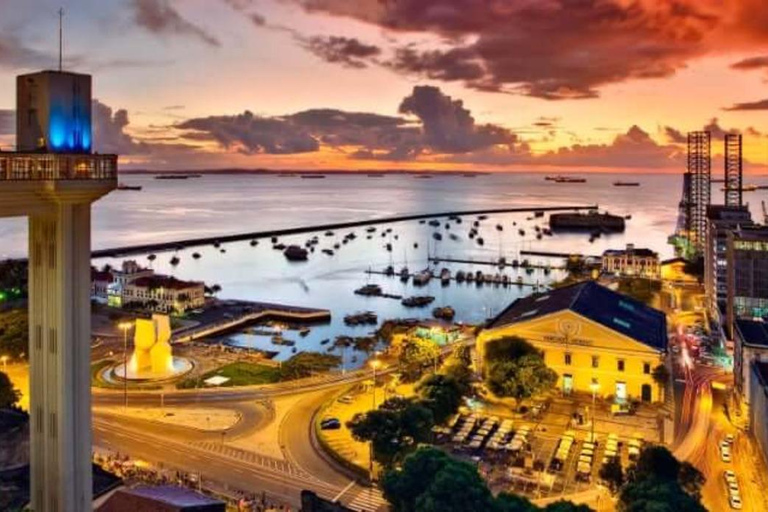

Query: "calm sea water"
left=2, top=173, right=765, bottom=365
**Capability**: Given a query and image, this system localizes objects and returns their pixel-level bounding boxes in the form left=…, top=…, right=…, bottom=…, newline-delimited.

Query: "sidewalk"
left=93, top=406, right=240, bottom=431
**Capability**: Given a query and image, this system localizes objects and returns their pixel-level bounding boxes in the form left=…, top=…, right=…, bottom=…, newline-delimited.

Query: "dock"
left=428, top=256, right=564, bottom=270
left=91, top=204, right=597, bottom=259
left=171, top=300, right=330, bottom=344
left=364, top=269, right=546, bottom=288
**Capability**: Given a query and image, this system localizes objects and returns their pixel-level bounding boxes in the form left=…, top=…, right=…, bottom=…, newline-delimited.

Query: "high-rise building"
left=727, top=226, right=768, bottom=337
left=687, top=131, right=711, bottom=256
left=724, top=134, right=743, bottom=208
left=0, top=67, right=116, bottom=511
left=705, top=205, right=753, bottom=317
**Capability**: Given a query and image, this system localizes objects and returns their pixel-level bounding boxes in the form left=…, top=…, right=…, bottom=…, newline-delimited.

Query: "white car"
left=724, top=470, right=737, bottom=485
left=720, top=442, right=732, bottom=463
left=725, top=434, right=735, bottom=445
left=729, top=494, right=743, bottom=509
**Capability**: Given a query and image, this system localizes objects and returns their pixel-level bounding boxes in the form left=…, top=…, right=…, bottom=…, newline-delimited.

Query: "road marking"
left=332, top=480, right=356, bottom=502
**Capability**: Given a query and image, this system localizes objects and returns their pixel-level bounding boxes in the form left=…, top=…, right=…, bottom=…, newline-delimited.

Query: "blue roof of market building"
left=486, top=280, right=667, bottom=351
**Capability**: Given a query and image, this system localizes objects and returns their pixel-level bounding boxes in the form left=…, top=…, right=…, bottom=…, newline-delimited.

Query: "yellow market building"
left=477, top=281, right=669, bottom=403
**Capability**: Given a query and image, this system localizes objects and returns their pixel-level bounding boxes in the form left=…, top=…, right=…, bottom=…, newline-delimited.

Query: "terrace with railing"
left=0, top=152, right=118, bottom=181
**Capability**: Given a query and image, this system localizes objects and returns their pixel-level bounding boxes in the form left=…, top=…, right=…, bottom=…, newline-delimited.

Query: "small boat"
left=320, top=339, right=330, bottom=345
left=117, top=184, right=142, bottom=191
left=478, top=215, right=488, bottom=220
left=366, top=227, right=377, bottom=233
left=477, top=237, right=484, bottom=246
left=399, top=267, right=409, bottom=283
left=455, top=270, right=466, bottom=282
left=354, top=284, right=382, bottom=296
left=440, top=268, right=451, bottom=286
left=299, top=327, right=310, bottom=337
left=428, top=220, right=441, bottom=227
left=273, top=243, right=287, bottom=250
left=386, top=243, right=393, bottom=252
left=170, top=256, right=180, bottom=266
left=401, top=295, right=435, bottom=307
left=333, top=243, right=341, bottom=249
left=192, top=252, right=201, bottom=259
left=250, top=240, right=259, bottom=246
left=449, top=233, right=459, bottom=241
left=613, top=181, right=640, bottom=187
left=412, top=270, right=431, bottom=286
left=534, top=211, right=544, bottom=218
left=518, top=229, right=525, bottom=236
left=322, top=248, right=334, bottom=256
left=553, top=176, right=586, bottom=183
left=384, top=265, right=395, bottom=276
left=325, top=230, right=334, bottom=236
left=432, top=306, right=455, bottom=320
left=284, top=245, right=309, bottom=261
left=496, top=224, right=503, bottom=231
left=433, top=232, right=443, bottom=241
left=300, top=174, right=326, bottom=179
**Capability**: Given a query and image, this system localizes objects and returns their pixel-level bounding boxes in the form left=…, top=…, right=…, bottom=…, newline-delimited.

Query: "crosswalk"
left=343, top=485, right=388, bottom=512
left=194, top=441, right=306, bottom=477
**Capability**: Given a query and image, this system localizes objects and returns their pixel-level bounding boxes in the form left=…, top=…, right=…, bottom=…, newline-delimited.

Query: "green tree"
left=279, top=352, right=340, bottom=380
left=399, top=336, right=441, bottom=381
left=0, top=309, right=28, bottom=360
left=0, top=371, right=20, bottom=408
left=382, top=447, right=494, bottom=512
left=486, top=355, right=557, bottom=404
left=542, top=502, right=593, bottom=512
left=494, top=493, right=538, bottom=512
left=484, top=336, right=539, bottom=364
left=652, top=364, right=670, bottom=388
left=619, top=446, right=706, bottom=512
left=443, top=344, right=473, bottom=394
left=599, top=457, right=624, bottom=494
left=416, top=374, right=465, bottom=424
left=347, top=397, right=433, bottom=467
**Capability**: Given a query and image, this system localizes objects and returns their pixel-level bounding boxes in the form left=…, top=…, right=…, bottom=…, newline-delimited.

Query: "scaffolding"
left=687, top=131, right=711, bottom=256
left=724, top=133, right=743, bottom=207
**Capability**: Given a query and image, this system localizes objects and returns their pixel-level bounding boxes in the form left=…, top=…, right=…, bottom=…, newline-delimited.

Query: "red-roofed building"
left=123, top=275, right=205, bottom=314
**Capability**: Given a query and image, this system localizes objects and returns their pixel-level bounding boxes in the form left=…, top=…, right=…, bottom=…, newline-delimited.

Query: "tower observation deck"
left=0, top=69, right=116, bottom=511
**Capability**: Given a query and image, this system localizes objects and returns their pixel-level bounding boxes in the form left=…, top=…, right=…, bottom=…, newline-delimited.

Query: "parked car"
left=321, top=418, right=341, bottom=430
left=729, top=494, right=743, bottom=509
left=337, top=395, right=353, bottom=405
left=720, top=441, right=732, bottom=463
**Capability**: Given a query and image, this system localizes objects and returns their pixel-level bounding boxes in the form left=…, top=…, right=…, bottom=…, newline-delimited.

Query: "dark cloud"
left=92, top=100, right=150, bottom=154
left=163, top=105, right=186, bottom=111
left=302, top=36, right=381, bottom=69
left=0, top=35, right=53, bottom=70
left=286, top=0, right=757, bottom=99
left=724, top=98, right=768, bottom=111
left=132, top=0, right=220, bottom=47
left=0, top=109, right=14, bottom=136
left=388, top=46, right=485, bottom=83
left=397, top=85, right=515, bottom=153
left=731, top=55, right=768, bottom=70
left=664, top=126, right=687, bottom=143
left=177, top=111, right=319, bottom=154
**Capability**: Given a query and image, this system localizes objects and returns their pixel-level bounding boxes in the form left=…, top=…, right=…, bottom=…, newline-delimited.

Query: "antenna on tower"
left=58, top=7, right=64, bottom=71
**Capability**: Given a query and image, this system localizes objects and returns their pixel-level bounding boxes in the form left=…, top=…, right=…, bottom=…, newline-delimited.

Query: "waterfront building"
left=704, top=205, right=753, bottom=317
left=477, top=281, right=668, bottom=403
left=0, top=67, right=117, bottom=510
left=749, top=361, right=768, bottom=467
left=734, top=319, right=768, bottom=418
left=726, top=226, right=768, bottom=336
left=601, top=244, right=660, bottom=279
left=91, top=268, right=113, bottom=303
left=122, top=274, right=204, bottom=314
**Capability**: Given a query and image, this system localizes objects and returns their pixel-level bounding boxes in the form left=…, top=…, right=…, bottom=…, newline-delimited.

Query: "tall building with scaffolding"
left=671, top=131, right=712, bottom=259
left=724, top=133, right=743, bottom=207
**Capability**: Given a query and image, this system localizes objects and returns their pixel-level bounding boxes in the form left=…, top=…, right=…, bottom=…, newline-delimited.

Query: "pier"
left=171, top=300, right=330, bottom=344
left=364, top=269, right=545, bottom=288
left=520, top=249, right=599, bottom=259
left=91, top=204, right=597, bottom=259
left=428, top=256, right=564, bottom=270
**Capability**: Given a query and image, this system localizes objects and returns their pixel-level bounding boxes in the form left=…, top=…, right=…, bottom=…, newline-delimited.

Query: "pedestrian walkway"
left=194, top=441, right=306, bottom=477
left=343, top=485, right=388, bottom=512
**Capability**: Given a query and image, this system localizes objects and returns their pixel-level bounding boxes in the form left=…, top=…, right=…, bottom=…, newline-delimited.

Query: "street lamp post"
left=118, top=322, right=133, bottom=411
left=590, top=381, right=600, bottom=442
left=369, top=354, right=383, bottom=482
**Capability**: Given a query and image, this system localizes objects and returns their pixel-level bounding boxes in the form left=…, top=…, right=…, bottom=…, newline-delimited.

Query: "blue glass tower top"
left=16, top=70, right=92, bottom=154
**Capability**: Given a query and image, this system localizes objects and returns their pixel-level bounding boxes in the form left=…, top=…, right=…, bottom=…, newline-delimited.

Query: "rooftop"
left=753, top=361, right=768, bottom=389
left=121, top=485, right=223, bottom=507
left=736, top=319, right=768, bottom=348
left=486, top=280, right=667, bottom=351
left=131, top=275, right=203, bottom=291
left=603, top=247, right=658, bottom=258
left=0, top=152, right=117, bottom=181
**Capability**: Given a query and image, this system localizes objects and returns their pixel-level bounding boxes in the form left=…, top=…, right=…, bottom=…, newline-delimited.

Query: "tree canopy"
left=0, top=371, right=20, bottom=409
left=398, top=336, right=441, bottom=381
left=416, top=373, right=465, bottom=424
left=383, top=447, right=591, bottom=512
left=279, top=352, right=341, bottom=380
left=347, top=397, right=434, bottom=467
left=618, top=445, right=706, bottom=512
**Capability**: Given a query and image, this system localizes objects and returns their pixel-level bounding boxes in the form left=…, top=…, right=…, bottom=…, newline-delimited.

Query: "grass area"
left=178, top=362, right=281, bottom=389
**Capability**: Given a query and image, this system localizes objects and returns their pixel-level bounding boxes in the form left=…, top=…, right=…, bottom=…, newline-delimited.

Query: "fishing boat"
left=284, top=245, right=308, bottom=261
left=412, top=270, right=432, bottom=286
left=440, top=268, right=451, bottom=286
left=399, top=267, right=410, bottom=283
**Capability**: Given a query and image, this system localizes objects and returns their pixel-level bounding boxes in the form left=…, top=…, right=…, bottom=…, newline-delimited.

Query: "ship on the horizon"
left=117, top=183, right=142, bottom=191
left=301, top=174, right=326, bottom=179
left=613, top=181, right=641, bottom=187
left=155, top=173, right=202, bottom=180
left=547, top=175, right=587, bottom=183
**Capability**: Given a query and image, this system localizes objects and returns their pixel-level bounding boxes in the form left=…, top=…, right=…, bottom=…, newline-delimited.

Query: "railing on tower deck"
left=0, top=152, right=118, bottom=181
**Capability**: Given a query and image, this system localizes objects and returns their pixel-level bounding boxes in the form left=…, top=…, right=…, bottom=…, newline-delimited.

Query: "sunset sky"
left=1, top=0, right=768, bottom=172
